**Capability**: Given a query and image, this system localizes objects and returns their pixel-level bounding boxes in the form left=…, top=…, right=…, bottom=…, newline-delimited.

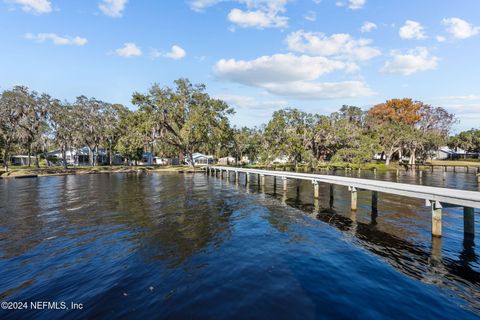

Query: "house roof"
left=192, top=153, right=213, bottom=159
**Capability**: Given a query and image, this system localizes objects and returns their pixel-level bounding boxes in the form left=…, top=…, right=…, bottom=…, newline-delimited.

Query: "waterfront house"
left=47, top=147, right=124, bottom=166
left=186, top=153, right=214, bottom=165
left=432, top=146, right=478, bottom=160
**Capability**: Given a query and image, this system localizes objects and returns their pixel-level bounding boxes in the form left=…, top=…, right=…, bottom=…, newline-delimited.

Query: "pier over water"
left=207, top=166, right=480, bottom=238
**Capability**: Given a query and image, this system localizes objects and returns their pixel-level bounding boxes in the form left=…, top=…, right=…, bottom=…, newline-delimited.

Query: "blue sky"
left=0, top=0, right=479, bottom=132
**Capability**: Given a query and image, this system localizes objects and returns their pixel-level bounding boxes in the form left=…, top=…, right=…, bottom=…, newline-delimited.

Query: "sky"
left=0, top=0, right=479, bottom=132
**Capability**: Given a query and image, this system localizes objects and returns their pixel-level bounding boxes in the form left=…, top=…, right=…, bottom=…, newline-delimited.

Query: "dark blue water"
left=0, top=171, right=479, bottom=319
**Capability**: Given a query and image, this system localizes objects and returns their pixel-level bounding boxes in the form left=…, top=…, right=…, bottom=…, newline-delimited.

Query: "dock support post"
left=245, top=172, right=249, bottom=183
left=260, top=174, right=265, bottom=186
left=349, top=186, right=357, bottom=211
left=313, top=181, right=319, bottom=199
left=329, top=185, right=334, bottom=208
left=235, top=171, right=239, bottom=181
left=431, top=200, right=442, bottom=237
left=464, top=207, right=475, bottom=237
left=372, top=191, right=378, bottom=212
left=282, top=177, right=287, bottom=191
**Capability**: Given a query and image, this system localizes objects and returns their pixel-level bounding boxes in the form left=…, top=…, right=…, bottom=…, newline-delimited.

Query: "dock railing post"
left=349, top=186, right=358, bottom=211
left=464, top=207, right=475, bottom=237
left=430, top=200, right=442, bottom=237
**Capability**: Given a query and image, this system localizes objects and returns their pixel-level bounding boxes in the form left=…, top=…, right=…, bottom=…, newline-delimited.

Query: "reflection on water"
left=0, top=170, right=479, bottom=319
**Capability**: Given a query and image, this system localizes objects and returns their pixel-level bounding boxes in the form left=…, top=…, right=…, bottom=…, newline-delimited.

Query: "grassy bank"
left=0, top=165, right=204, bottom=178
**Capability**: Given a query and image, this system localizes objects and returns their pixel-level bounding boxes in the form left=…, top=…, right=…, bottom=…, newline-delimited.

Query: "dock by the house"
left=206, top=166, right=480, bottom=238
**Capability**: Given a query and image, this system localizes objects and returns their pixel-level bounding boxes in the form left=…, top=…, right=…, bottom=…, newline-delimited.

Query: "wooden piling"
left=260, top=174, right=265, bottom=186
left=431, top=200, right=442, bottom=237
left=282, top=177, right=287, bottom=191
left=329, top=184, right=334, bottom=208
left=313, top=181, right=319, bottom=199
left=372, top=191, right=378, bottom=212
left=350, top=186, right=358, bottom=211
left=464, top=207, right=475, bottom=237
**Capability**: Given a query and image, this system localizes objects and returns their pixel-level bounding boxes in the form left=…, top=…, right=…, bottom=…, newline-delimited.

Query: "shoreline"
left=2, top=161, right=479, bottom=179
left=0, top=166, right=206, bottom=179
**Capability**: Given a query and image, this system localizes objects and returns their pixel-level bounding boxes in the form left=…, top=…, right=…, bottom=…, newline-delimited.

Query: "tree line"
left=1, top=78, right=475, bottom=172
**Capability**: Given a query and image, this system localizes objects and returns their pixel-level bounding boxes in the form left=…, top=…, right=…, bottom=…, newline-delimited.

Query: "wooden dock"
left=206, top=166, right=480, bottom=238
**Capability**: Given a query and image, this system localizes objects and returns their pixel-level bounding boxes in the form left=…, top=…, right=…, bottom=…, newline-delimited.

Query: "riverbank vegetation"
left=1, top=78, right=477, bottom=173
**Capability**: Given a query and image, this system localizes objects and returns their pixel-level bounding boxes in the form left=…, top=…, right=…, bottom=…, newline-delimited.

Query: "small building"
left=10, top=155, right=35, bottom=166
left=218, top=156, right=236, bottom=165
left=186, top=153, right=214, bottom=165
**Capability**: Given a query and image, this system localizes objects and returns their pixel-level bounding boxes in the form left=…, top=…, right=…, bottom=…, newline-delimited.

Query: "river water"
left=0, top=170, right=479, bottom=319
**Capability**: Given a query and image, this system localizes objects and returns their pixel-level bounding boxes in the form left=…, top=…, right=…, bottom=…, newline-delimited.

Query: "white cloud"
left=228, top=8, right=287, bottom=28
left=8, top=0, right=52, bottom=14
left=286, top=30, right=381, bottom=61
left=399, top=20, right=427, bottom=39
left=227, top=0, right=289, bottom=29
left=151, top=45, right=187, bottom=60
left=360, top=21, right=377, bottom=33
left=304, top=10, right=316, bottom=22
left=115, top=42, right=142, bottom=57
left=25, top=33, right=87, bottom=46
left=99, top=0, right=127, bottom=17
left=214, top=53, right=373, bottom=99
left=164, top=45, right=186, bottom=60
left=442, top=17, right=479, bottom=39
left=189, top=0, right=221, bottom=12
left=381, top=47, right=439, bottom=75
left=190, top=0, right=289, bottom=29
left=262, top=81, right=374, bottom=99
left=217, top=94, right=287, bottom=110
left=215, top=53, right=355, bottom=85
left=348, top=0, right=365, bottom=10
left=436, top=35, right=446, bottom=42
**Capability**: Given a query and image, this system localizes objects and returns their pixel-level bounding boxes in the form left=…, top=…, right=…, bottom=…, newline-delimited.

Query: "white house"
left=47, top=147, right=124, bottom=166
left=433, top=146, right=479, bottom=160
left=186, top=153, right=214, bottom=165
